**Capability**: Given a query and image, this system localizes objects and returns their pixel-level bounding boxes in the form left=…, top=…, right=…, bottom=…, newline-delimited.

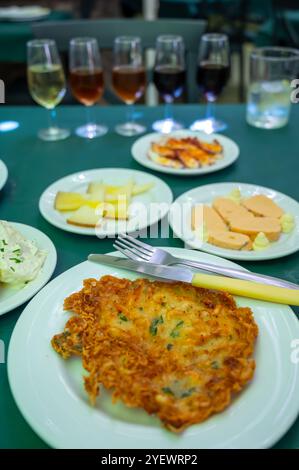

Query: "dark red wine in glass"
left=190, top=33, right=230, bottom=133
left=197, top=61, right=230, bottom=100
left=152, top=35, right=186, bottom=132
left=153, top=65, right=186, bottom=101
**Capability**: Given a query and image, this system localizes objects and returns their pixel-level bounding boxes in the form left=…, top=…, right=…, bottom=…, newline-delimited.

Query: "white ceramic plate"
left=169, top=182, right=299, bottom=261
left=39, top=168, right=173, bottom=236
left=8, top=247, right=299, bottom=449
left=0, top=160, right=8, bottom=191
left=131, top=130, right=239, bottom=176
left=0, top=222, right=57, bottom=316
left=0, top=6, right=50, bottom=22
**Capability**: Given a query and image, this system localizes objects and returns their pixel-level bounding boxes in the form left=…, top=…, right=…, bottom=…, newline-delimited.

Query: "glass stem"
left=86, top=105, right=95, bottom=126
left=164, top=98, right=173, bottom=120
left=48, top=108, right=57, bottom=129
left=206, top=100, right=215, bottom=119
left=127, top=104, right=135, bottom=124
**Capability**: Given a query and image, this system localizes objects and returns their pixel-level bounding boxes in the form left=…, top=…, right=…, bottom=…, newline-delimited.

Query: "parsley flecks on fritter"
left=51, top=275, right=258, bottom=432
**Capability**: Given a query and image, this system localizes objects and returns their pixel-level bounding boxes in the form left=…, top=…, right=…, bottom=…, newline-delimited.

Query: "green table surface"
left=0, top=11, right=72, bottom=62
left=0, top=104, right=299, bottom=449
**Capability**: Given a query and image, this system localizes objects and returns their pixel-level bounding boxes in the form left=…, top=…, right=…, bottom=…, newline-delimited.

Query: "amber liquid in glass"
left=112, top=65, right=146, bottom=104
left=70, top=67, right=104, bottom=106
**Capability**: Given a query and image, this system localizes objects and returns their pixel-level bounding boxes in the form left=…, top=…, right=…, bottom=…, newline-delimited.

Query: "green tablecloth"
left=0, top=104, right=299, bottom=449
left=0, top=11, right=72, bottom=62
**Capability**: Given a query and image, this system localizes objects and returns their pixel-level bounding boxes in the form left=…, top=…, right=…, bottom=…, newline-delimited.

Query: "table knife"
left=88, top=254, right=299, bottom=306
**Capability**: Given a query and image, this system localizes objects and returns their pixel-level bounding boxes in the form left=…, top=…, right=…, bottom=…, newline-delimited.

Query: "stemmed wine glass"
left=69, top=37, right=107, bottom=139
left=27, top=39, right=70, bottom=141
left=190, top=33, right=230, bottom=133
left=152, top=35, right=186, bottom=134
left=112, top=36, right=146, bottom=136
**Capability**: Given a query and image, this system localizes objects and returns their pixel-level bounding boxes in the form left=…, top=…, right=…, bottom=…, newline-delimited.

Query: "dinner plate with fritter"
left=8, top=247, right=299, bottom=448
left=169, top=182, right=299, bottom=261
left=39, top=168, right=173, bottom=236
left=0, top=160, right=8, bottom=191
left=131, top=130, right=239, bottom=176
left=0, top=223, right=57, bottom=316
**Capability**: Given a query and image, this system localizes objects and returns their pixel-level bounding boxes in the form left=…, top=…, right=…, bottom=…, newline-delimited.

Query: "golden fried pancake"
left=52, top=275, right=258, bottom=432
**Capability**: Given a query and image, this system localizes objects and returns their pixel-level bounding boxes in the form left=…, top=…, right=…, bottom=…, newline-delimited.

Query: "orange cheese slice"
left=242, top=195, right=284, bottom=219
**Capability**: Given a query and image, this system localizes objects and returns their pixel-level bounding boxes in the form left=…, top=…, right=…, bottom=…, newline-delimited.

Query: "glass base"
left=115, top=122, right=146, bottom=137
left=152, top=118, right=183, bottom=134
left=246, top=114, right=288, bottom=129
left=75, top=123, right=108, bottom=139
left=190, top=118, right=227, bottom=134
left=38, top=126, right=70, bottom=141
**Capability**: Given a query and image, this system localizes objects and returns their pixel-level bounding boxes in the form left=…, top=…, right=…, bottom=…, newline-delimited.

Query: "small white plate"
left=131, top=130, right=239, bottom=176
left=0, top=160, right=8, bottom=191
left=169, top=182, right=299, bottom=261
left=0, top=6, right=50, bottom=22
left=39, top=168, right=173, bottom=236
left=8, top=247, right=299, bottom=449
left=0, top=222, right=57, bottom=316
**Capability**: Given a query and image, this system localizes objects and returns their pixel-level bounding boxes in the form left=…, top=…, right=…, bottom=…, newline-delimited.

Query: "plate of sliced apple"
left=39, top=168, right=173, bottom=236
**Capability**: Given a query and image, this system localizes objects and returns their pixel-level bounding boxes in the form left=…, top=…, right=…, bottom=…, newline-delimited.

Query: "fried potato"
left=176, top=149, right=200, bottom=169
left=148, top=136, right=223, bottom=170
left=52, top=276, right=258, bottom=432
left=151, top=142, right=177, bottom=159
left=196, top=138, right=223, bottom=154
left=149, top=151, right=183, bottom=169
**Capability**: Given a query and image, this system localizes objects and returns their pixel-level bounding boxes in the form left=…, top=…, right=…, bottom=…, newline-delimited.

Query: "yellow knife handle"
left=192, top=273, right=299, bottom=306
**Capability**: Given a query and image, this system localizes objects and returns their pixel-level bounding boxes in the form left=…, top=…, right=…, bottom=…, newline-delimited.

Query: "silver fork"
left=113, top=233, right=299, bottom=290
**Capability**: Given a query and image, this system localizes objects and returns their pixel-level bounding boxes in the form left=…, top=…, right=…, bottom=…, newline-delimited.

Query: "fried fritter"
left=52, top=275, right=258, bottom=432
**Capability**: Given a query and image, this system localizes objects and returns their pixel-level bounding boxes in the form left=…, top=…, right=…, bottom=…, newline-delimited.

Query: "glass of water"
left=247, top=47, right=299, bottom=129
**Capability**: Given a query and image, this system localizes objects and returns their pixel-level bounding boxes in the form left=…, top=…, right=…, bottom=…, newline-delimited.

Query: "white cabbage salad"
left=0, top=221, right=47, bottom=285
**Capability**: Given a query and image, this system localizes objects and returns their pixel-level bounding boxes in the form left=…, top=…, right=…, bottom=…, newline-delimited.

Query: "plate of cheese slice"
left=39, top=168, right=173, bottom=236
left=169, top=182, right=299, bottom=260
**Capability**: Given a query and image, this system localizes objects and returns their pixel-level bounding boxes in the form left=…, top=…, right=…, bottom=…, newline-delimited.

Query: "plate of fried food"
left=169, top=182, right=299, bottom=260
left=0, top=220, right=56, bottom=315
left=8, top=247, right=299, bottom=448
left=39, top=168, right=173, bottom=236
left=0, top=160, right=8, bottom=191
left=131, top=130, right=239, bottom=175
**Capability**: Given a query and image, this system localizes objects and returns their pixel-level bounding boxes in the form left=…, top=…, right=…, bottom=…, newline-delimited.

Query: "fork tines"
left=113, top=233, right=153, bottom=262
